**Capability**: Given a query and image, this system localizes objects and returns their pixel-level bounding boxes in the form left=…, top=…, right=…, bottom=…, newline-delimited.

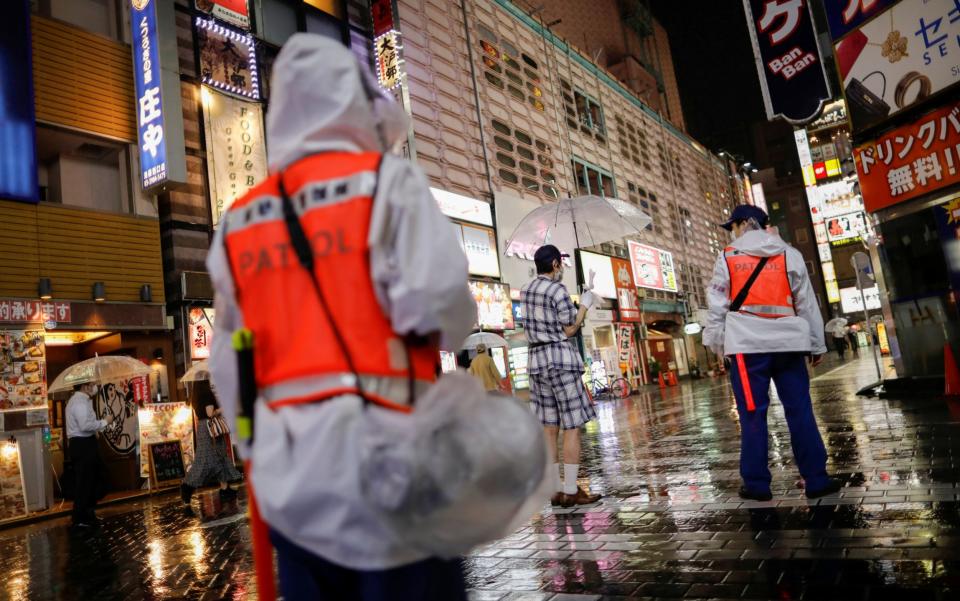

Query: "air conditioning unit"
left=181, top=271, right=213, bottom=301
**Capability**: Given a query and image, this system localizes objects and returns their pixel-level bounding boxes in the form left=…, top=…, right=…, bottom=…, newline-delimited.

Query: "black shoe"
left=182, top=505, right=195, bottom=517
left=219, top=487, right=237, bottom=500
left=739, top=487, right=773, bottom=502
left=72, top=521, right=95, bottom=529
left=806, top=479, right=843, bottom=499
left=180, top=483, right=194, bottom=504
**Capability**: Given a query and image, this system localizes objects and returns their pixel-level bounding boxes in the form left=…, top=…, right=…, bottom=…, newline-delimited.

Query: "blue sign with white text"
left=0, top=0, right=39, bottom=203
left=131, top=0, right=168, bottom=190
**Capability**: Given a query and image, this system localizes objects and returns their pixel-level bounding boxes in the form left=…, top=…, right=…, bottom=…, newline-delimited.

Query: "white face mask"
left=553, top=264, right=564, bottom=281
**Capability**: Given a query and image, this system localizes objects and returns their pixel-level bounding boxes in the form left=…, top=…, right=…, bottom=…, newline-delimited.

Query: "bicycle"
left=587, top=374, right=630, bottom=402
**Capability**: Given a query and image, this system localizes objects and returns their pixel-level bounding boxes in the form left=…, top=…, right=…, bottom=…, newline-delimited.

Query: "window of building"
left=34, top=0, right=120, bottom=40
left=573, top=90, right=605, bottom=138
left=476, top=26, right=545, bottom=112
left=35, top=125, right=150, bottom=216
left=571, top=158, right=614, bottom=198
left=489, top=119, right=558, bottom=197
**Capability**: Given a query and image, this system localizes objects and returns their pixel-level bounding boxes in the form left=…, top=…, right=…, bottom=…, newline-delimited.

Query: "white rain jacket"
left=703, top=229, right=827, bottom=357
left=206, top=34, right=475, bottom=570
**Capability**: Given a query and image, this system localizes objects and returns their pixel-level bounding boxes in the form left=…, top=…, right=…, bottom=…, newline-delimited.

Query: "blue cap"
left=720, top=204, right=769, bottom=231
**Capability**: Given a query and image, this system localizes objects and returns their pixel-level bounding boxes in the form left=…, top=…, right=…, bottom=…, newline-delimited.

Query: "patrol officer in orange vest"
left=703, top=205, right=841, bottom=501
left=206, top=35, right=474, bottom=600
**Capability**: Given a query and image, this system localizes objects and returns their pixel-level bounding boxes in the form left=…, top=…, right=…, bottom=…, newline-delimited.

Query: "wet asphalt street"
left=2, top=354, right=959, bottom=600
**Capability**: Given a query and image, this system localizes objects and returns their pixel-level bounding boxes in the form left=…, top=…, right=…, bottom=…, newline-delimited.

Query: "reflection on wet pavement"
left=466, top=356, right=960, bottom=600
left=0, top=355, right=957, bottom=600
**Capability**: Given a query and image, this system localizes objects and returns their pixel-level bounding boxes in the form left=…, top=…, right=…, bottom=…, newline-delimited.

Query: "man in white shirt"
left=66, top=382, right=112, bottom=527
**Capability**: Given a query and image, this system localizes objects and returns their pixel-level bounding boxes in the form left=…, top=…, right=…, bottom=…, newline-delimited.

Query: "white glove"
left=580, top=290, right=598, bottom=310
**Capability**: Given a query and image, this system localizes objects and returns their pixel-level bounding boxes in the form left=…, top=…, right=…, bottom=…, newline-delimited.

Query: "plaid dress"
left=184, top=408, right=242, bottom=488
left=521, top=275, right=596, bottom=429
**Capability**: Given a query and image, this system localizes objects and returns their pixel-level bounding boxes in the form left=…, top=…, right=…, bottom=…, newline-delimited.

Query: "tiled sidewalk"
left=465, top=356, right=960, bottom=600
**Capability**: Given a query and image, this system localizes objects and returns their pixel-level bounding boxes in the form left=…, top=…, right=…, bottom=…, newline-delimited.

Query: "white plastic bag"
left=358, top=371, right=550, bottom=558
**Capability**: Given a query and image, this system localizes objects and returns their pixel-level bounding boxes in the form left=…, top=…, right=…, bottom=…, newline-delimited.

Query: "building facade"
left=384, top=0, right=737, bottom=381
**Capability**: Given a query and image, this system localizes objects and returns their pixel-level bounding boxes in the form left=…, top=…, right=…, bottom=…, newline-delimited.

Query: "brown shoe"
left=563, top=487, right=602, bottom=506
left=550, top=492, right=572, bottom=507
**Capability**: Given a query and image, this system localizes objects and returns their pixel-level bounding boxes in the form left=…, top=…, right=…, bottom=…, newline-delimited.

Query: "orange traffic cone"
left=658, top=372, right=666, bottom=389
left=667, top=371, right=678, bottom=386
left=945, top=343, right=960, bottom=397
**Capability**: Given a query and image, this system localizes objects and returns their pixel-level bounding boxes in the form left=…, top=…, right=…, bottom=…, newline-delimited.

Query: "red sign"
left=370, top=0, right=395, bottom=37
left=855, top=102, right=960, bottom=213
left=131, top=375, right=151, bottom=404
left=813, top=162, right=827, bottom=180
left=188, top=307, right=215, bottom=360
left=195, top=0, right=249, bottom=29
left=0, top=300, right=70, bottom=323
left=611, top=258, right=641, bottom=322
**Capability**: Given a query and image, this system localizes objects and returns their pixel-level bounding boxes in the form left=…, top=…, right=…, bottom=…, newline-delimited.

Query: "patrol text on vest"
left=236, top=228, right=352, bottom=275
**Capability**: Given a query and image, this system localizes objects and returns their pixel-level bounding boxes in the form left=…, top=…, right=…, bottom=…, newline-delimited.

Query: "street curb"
left=0, top=486, right=179, bottom=532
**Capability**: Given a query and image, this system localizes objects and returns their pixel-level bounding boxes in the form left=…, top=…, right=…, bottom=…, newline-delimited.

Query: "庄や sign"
left=742, top=0, right=832, bottom=124
left=854, top=101, right=960, bottom=212
left=130, top=0, right=187, bottom=191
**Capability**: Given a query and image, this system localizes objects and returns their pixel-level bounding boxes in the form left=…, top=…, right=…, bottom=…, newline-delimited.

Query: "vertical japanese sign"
left=0, top=0, right=38, bottom=203
left=611, top=258, right=641, bottom=322
left=130, top=0, right=187, bottom=191
left=369, top=0, right=416, bottom=159
left=854, top=101, right=960, bottom=212
left=201, top=87, right=267, bottom=225
left=742, top=0, right=832, bottom=124
left=188, top=308, right=215, bottom=360
left=834, top=0, right=960, bottom=133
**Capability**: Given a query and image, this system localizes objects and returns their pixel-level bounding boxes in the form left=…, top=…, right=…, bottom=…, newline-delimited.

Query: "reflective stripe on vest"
left=262, top=372, right=432, bottom=413
left=724, top=247, right=795, bottom=319
left=223, top=152, right=438, bottom=411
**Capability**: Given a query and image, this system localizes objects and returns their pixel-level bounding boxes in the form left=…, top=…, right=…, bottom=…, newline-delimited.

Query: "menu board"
left=148, top=440, right=186, bottom=486
left=469, top=281, right=515, bottom=331
left=0, top=330, right=46, bottom=411
left=139, top=403, right=195, bottom=478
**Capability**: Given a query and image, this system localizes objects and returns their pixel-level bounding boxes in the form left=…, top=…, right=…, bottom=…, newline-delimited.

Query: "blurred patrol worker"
left=207, top=35, right=474, bottom=600
left=703, top=205, right=841, bottom=501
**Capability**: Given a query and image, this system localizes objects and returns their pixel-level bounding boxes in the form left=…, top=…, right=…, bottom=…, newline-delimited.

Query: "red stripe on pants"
left=735, top=354, right=756, bottom=412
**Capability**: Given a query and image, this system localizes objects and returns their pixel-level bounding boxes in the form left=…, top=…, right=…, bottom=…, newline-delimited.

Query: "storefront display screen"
left=469, top=281, right=514, bottom=330
left=439, top=351, right=457, bottom=374
left=578, top=251, right=617, bottom=299
left=460, top=224, right=500, bottom=278
left=508, top=346, right=528, bottom=390
left=826, top=211, right=866, bottom=242
left=628, top=241, right=677, bottom=292
left=840, top=286, right=881, bottom=313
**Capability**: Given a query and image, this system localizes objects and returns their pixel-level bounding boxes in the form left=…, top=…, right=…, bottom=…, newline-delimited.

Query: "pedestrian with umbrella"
left=825, top=316, right=848, bottom=360
left=50, top=356, right=153, bottom=528
left=505, top=194, right=650, bottom=509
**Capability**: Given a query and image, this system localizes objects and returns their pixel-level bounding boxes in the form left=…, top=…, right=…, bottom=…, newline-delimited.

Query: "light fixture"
left=743, top=162, right=752, bottom=168
left=38, top=278, right=52, bottom=300
left=92, top=282, right=106, bottom=302
left=140, top=284, right=152, bottom=303
left=751, top=168, right=758, bottom=173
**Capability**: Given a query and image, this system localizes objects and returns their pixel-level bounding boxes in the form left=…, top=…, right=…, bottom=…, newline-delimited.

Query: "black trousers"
left=270, top=529, right=467, bottom=601
left=69, top=436, right=100, bottom=523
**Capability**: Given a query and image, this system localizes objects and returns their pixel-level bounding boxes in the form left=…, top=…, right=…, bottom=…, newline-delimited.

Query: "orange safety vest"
left=724, top=247, right=796, bottom=319
left=222, top=152, right=438, bottom=412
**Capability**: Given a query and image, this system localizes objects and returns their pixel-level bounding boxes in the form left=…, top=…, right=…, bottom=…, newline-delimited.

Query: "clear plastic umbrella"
left=824, top=317, right=848, bottom=335
left=180, top=360, right=210, bottom=383
left=504, top=194, right=652, bottom=254
left=48, top=355, right=154, bottom=393
left=461, top=332, right=509, bottom=350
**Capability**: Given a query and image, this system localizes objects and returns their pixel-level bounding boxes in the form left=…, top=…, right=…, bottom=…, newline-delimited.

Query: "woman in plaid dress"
left=180, top=380, right=242, bottom=514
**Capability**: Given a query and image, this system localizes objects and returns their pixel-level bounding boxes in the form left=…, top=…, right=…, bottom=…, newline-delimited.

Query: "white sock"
left=563, top=464, right=579, bottom=495
left=553, top=463, right=562, bottom=493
